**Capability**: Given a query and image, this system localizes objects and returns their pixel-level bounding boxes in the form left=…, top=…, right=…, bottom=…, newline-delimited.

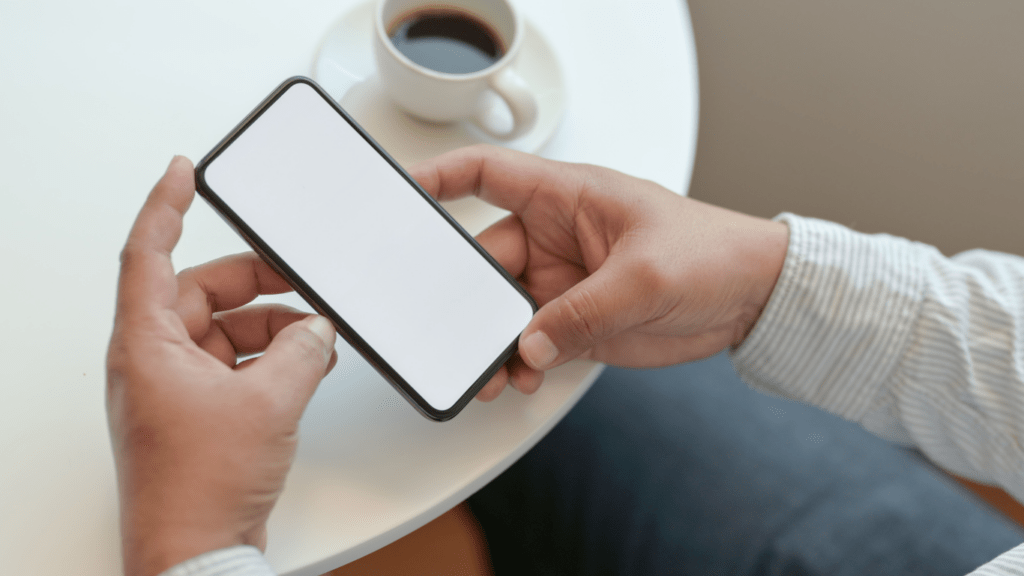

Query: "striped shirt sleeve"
left=732, top=213, right=1024, bottom=575
left=157, top=545, right=276, bottom=576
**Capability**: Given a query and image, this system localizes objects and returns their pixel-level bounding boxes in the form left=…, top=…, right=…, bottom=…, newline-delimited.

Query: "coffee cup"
left=373, top=0, right=539, bottom=140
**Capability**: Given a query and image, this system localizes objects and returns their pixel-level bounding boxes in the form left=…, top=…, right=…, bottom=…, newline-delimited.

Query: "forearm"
left=732, top=214, right=1024, bottom=501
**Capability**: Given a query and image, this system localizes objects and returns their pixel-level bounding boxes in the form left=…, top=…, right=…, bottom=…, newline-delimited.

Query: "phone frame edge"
left=193, top=76, right=537, bottom=422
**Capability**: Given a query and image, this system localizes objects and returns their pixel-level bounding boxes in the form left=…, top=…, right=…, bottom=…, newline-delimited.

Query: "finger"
left=215, top=304, right=311, bottom=356
left=475, top=366, right=510, bottom=402
left=194, top=304, right=310, bottom=366
left=116, top=156, right=196, bottom=320
left=474, top=213, right=528, bottom=278
left=507, top=353, right=543, bottom=395
left=236, top=348, right=339, bottom=375
left=176, top=252, right=293, bottom=341
left=247, top=315, right=337, bottom=417
left=408, top=144, right=583, bottom=213
left=518, top=254, right=651, bottom=371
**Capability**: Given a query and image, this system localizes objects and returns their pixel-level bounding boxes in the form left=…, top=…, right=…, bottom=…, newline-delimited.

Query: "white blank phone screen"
left=202, top=82, right=534, bottom=411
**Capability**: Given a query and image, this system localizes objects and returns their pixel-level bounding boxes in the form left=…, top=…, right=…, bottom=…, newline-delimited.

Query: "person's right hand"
left=409, top=145, right=789, bottom=400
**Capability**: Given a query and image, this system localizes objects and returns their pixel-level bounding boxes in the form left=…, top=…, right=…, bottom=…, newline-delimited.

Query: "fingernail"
left=521, top=332, right=558, bottom=370
left=307, top=316, right=336, bottom=349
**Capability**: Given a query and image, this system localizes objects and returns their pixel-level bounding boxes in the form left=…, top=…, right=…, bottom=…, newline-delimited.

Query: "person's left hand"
left=106, top=156, right=339, bottom=576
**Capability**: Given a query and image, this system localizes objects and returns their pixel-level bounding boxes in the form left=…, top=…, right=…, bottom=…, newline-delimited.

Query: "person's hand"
left=410, top=145, right=789, bottom=400
left=106, top=157, right=338, bottom=576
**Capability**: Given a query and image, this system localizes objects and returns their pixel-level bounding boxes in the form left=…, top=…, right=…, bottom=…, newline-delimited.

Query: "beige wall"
left=685, top=0, right=1024, bottom=256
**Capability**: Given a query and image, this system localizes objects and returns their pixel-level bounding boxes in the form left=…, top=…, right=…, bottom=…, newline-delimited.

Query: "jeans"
left=468, top=354, right=1024, bottom=575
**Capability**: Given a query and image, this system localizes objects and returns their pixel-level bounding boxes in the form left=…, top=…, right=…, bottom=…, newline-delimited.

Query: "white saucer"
left=313, top=1, right=566, bottom=169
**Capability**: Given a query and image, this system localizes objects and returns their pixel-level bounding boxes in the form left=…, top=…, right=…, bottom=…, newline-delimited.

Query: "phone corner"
left=192, top=160, right=212, bottom=197
left=281, top=75, right=317, bottom=90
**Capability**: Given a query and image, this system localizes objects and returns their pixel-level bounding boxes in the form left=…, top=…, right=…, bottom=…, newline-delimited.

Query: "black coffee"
left=388, top=10, right=504, bottom=74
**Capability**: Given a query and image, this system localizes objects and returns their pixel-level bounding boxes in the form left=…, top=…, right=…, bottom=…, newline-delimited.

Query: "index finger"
left=408, top=144, right=583, bottom=214
left=116, top=156, right=196, bottom=320
left=175, top=252, right=294, bottom=341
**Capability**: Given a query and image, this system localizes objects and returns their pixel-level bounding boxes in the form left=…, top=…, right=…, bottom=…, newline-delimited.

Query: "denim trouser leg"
left=468, top=354, right=1024, bottom=576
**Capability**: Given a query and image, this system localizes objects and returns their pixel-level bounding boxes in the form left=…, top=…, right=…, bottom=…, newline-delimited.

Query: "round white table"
left=0, top=1, right=698, bottom=574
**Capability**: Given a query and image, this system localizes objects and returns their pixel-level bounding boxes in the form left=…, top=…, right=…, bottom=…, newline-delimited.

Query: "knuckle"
left=558, top=289, right=603, bottom=342
left=106, top=328, right=149, bottom=382
left=628, top=254, right=673, bottom=296
left=290, top=327, right=327, bottom=363
left=471, top=143, right=503, bottom=158
left=105, top=354, right=129, bottom=399
left=573, top=162, right=605, bottom=183
left=611, top=257, right=673, bottom=323
left=118, top=244, right=139, bottom=269
left=174, top=265, right=195, bottom=281
left=573, top=163, right=615, bottom=193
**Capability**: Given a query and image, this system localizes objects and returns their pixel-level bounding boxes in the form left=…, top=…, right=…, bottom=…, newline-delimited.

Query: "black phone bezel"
left=193, top=76, right=538, bottom=422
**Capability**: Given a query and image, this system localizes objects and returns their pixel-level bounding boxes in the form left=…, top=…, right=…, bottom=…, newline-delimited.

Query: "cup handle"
left=473, top=67, right=539, bottom=141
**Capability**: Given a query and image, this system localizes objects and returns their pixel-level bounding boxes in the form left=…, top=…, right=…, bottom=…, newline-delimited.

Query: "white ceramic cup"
left=374, top=0, right=539, bottom=140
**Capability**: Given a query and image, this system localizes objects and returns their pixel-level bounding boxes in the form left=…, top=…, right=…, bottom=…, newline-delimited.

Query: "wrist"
left=122, top=524, right=245, bottom=576
left=119, top=491, right=249, bottom=576
left=732, top=218, right=789, bottom=348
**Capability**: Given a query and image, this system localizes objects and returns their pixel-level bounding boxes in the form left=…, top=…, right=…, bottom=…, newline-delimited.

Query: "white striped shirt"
left=733, top=214, right=1024, bottom=575
left=166, top=213, right=1024, bottom=576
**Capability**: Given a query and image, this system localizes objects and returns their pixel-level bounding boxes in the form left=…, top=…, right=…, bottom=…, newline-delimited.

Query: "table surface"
left=0, top=1, right=698, bottom=574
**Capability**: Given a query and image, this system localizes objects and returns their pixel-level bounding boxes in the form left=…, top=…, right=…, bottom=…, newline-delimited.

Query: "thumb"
left=250, top=315, right=337, bottom=414
left=519, top=259, right=645, bottom=371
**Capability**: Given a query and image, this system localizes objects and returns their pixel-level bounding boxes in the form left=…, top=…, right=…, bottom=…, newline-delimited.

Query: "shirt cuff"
left=731, top=213, right=926, bottom=422
left=157, top=545, right=276, bottom=576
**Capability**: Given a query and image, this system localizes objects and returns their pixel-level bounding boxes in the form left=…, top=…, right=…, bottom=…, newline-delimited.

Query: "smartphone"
left=194, top=77, right=536, bottom=421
